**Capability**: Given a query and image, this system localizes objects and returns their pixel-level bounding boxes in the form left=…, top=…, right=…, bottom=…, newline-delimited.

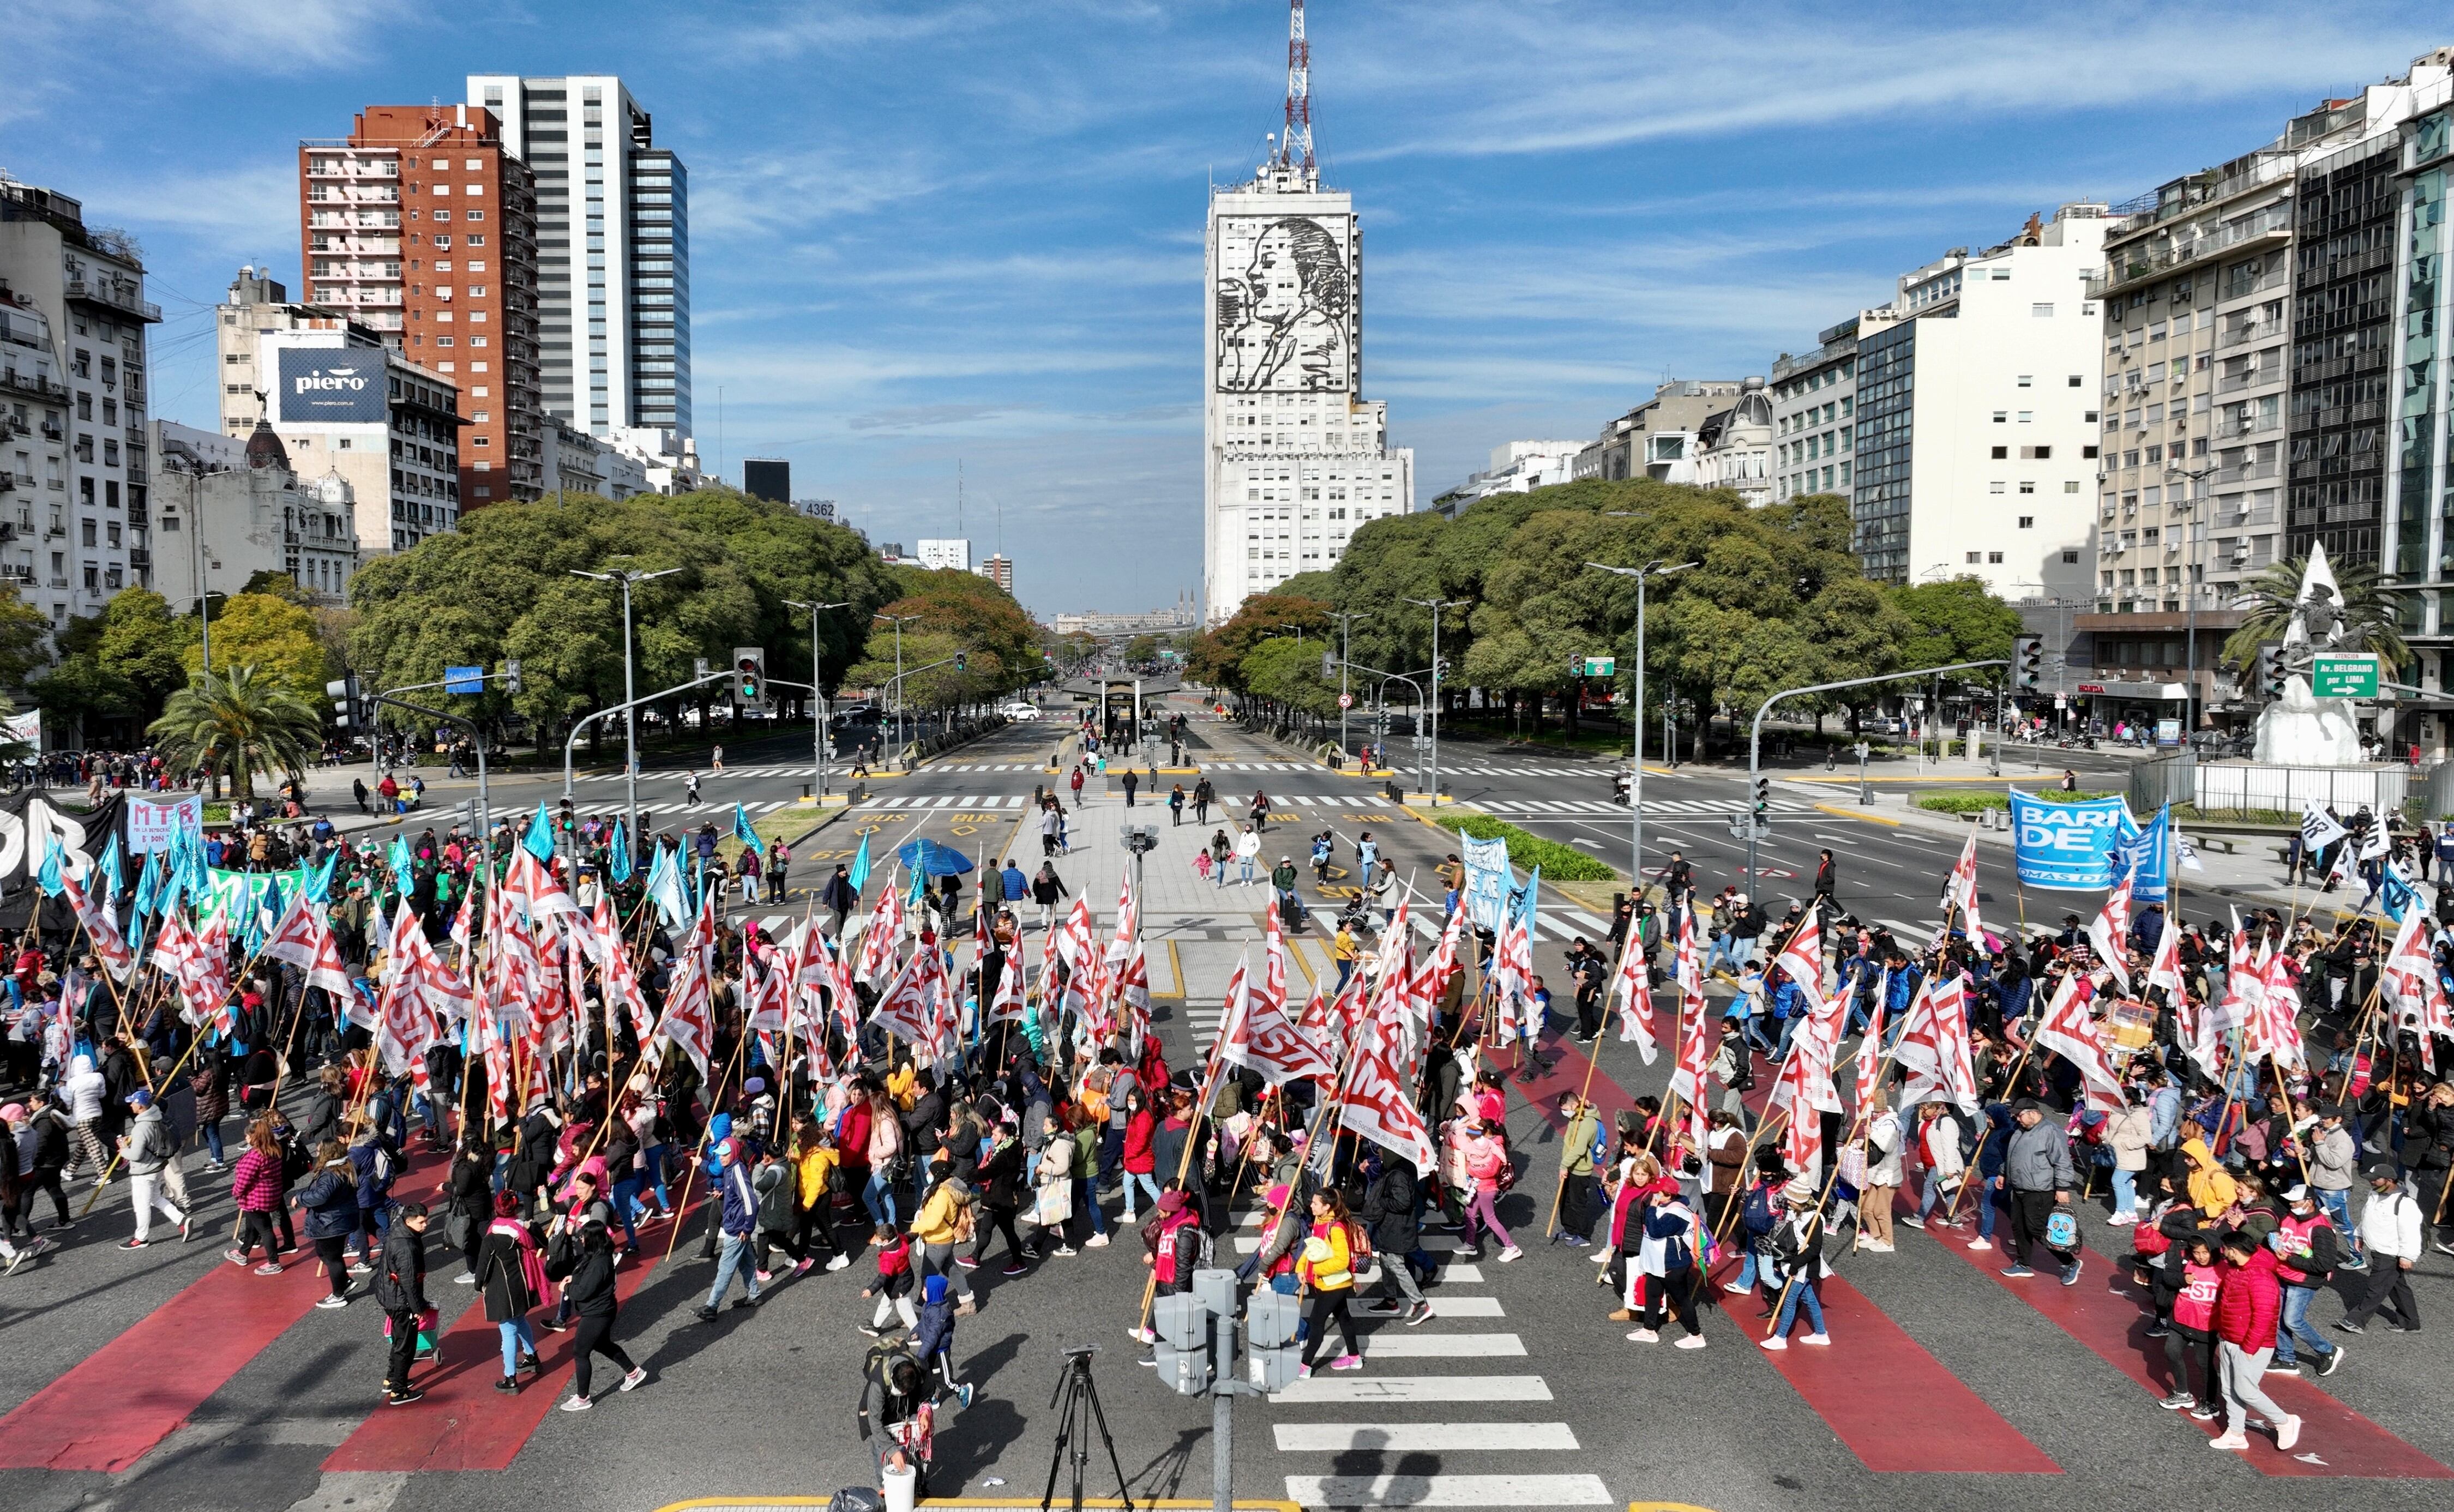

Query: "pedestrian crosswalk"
left=1476, top=798, right=1814, bottom=817
left=574, top=765, right=829, bottom=781
left=855, top=793, right=1030, bottom=810
left=1247, top=1209, right=1607, bottom=1507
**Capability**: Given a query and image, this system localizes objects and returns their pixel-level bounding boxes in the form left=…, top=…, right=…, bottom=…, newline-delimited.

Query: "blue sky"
left=8, top=1, right=2451, bottom=615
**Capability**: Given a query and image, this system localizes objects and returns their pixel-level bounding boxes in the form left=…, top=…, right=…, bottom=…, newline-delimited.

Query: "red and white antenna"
left=1280, top=0, right=1314, bottom=183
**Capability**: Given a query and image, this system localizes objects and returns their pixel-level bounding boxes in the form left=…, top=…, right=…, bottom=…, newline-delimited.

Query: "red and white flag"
left=2086, top=871, right=2136, bottom=992
left=504, top=844, right=586, bottom=924
left=855, top=882, right=905, bottom=984
left=591, top=899, right=653, bottom=1043
left=61, top=871, right=135, bottom=981
left=1336, top=992, right=1436, bottom=1172
left=2033, top=972, right=2125, bottom=1112
left=1412, top=905, right=1466, bottom=1009
left=1942, top=829, right=1982, bottom=944
left=984, top=944, right=1030, bottom=1027
left=1218, top=951, right=1337, bottom=1087
left=653, top=897, right=717, bottom=1078
left=2247, top=945, right=2306, bottom=1070
left=1895, top=972, right=1979, bottom=1112
left=2385, top=908, right=2454, bottom=1071
left=1608, top=928, right=1657, bottom=1063
left=261, top=890, right=359, bottom=1016
left=152, top=911, right=231, bottom=1034
left=375, top=902, right=440, bottom=1076
left=2143, top=914, right=2185, bottom=1002
left=1771, top=913, right=1825, bottom=1019
left=1665, top=989, right=1717, bottom=1157
left=871, top=937, right=950, bottom=1061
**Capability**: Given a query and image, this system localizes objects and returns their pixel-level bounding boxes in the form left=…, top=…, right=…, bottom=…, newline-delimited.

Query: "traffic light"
left=1321, top=651, right=1336, bottom=680
left=2254, top=643, right=2284, bottom=700
left=1752, top=775, right=1771, bottom=814
left=2014, top=634, right=2043, bottom=690
left=693, top=656, right=711, bottom=680
left=1152, top=1292, right=1212, bottom=1397
left=324, top=674, right=362, bottom=727
left=954, top=650, right=968, bottom=673
left=501, top=659, right=522, bottom=695
left=1246, top=1288, right=1302, bottom=1392
left=1436, top=656, right=1451, bottom=682
left=732, top=646, right=766, bottom=710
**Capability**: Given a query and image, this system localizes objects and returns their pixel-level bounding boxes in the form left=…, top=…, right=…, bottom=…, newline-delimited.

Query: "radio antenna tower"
left=1278, top=0, right=1315, bottom=184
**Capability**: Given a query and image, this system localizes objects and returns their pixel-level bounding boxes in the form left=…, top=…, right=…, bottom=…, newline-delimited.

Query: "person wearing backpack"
left=373, top=1201, right=434, bottom=1407
left=2271, top=1184, right=2344, bottom=1376
left=857, top=1340, right=933, bottom=1496
left=1760, top=1177, right=1831, bottom=1350
left=1723, top=1165, right=1783, bottom=1297
left=751, top=1146, right=809, bottom=1283
left=548, top=1214, right=646, bottom=1411
left=909, top=1273, right=976, bottom=1408
left=473, top=1190, right=548, bottom=1395
left=2000, top=1099, right=2079, bottom=1284
left=1133, top=1186, right=1210, bottom=1357
left=1295, top=1188, right=1362, bottom=1376
left=1356, top=1150, right=1430, bottom=1325
left=2341, top=1161, right=2422, bottom=1333
left=1554, top=1092, right=1604, bottom=1248
left=1460, top=1121, right=1521, bottom=1263
left=2158, top=1231, right=2224, bottom=1416
left=347, top=1125, right=399, bottom=1274
left=296, top=1141, right=362, bottom=1308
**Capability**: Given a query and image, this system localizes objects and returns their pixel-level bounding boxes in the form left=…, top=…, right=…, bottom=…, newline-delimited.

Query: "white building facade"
left=0, top=172, right=159, bottom=628
left=916, top=538, right=972, bottom=573
left=1850, top=205, right=2113, bottom=601
left=1693, top=378, right=1775, bottom=506
left=467, top=75, right=690, bottom=439
left=1202, top=151, right=1412, bottom=621
left=154, top=419, right=361, bottom=609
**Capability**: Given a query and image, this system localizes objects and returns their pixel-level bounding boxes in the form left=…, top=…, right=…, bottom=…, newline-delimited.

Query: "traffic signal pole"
left=1745, top=659, right=2009, bottom=886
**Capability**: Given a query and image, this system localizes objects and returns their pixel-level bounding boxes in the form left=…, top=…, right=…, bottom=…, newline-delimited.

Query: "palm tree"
left=2220, top=556, right=2410, bottom=674
left=148, top=664, right=323, bottom=801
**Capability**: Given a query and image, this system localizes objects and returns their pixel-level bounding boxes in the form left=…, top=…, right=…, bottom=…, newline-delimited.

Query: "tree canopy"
left=348, top=489, right=903, bottom=739
left=1204, top=478, right=2023, bottom=746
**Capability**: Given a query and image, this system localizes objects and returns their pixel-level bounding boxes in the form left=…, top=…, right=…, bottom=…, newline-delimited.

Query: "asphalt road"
left=6, top=709, right=2452, bottom=1512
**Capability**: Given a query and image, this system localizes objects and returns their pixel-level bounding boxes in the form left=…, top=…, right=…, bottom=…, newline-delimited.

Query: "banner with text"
left=2009, top=789, right=2132, bottom=891
left=124, top=792, right=205, bottom=854
left=1460, top=834, right=1512, bottom=931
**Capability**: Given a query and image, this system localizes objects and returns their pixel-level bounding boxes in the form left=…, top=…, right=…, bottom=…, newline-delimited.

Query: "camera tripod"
left=1042, top=1346, right=1133, bottom=1512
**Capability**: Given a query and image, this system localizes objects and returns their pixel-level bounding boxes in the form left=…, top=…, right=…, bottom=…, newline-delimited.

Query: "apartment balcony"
left=127, top=549, right=148, bottom=571
left=0, top=564, right=31, bottom=585
left=2090, top=206, right=2293, bottom=300
left=2220, top=321, right=2286, bottom=350
left=2215, top=460, right=2282, bottom=486
left=63, top=279, right=161, bottom=324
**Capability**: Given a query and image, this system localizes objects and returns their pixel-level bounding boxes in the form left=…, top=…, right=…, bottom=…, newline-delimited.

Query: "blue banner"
left=1460, top=834, right=1511, bottom=932
left=2110, top=803, right=2169, bottom=904
left=2009, top=789, right=2132, bottom=891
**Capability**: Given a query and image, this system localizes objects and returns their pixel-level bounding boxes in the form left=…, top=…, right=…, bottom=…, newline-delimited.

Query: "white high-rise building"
left=916, top=538, right=971, bottom=572
left=466, top=75, right=689, bottom=441
left=1202, top=2, right=1411, bottom=623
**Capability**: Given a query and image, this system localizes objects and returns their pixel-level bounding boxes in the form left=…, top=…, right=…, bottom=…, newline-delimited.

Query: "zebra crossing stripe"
left=1270, top=1375, right=1550, bottom=1403
left=1284, top=1474, right=1613, bottom=1507
left=1356, top=1333, right=1526, bottom=1358
left=1274, top=1424, right=1578, bottom=1452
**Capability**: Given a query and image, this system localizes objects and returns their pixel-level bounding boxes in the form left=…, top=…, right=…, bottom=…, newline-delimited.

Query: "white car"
left=1000, top=702, right=1042, bottom=720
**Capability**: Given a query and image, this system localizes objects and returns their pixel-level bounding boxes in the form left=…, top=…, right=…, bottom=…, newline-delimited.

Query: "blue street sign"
left=443, top=665, right=485, bottom=695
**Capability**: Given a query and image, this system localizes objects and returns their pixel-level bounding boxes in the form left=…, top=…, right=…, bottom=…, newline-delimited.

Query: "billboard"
left=1214, top=213, right=1354, bottom=393
left=276, top=348, right=387, bottom=424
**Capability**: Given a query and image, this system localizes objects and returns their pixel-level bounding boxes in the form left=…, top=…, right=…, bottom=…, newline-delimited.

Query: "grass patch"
left=1430, top=811, right=1616, bottom=881
left=1915, top=788, right=2115, bottom=814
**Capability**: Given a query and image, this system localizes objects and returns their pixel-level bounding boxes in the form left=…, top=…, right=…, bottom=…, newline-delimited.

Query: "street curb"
left=1817, top=802, right=1898, bottom=827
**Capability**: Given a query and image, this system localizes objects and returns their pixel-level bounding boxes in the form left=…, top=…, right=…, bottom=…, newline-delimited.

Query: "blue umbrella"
left=895, top=837, right=975, bottom=877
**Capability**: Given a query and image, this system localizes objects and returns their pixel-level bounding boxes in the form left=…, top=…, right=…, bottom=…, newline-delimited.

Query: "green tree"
left=94, top=587, right=192, bottom=721
left=0, top=584, right=52, bottom=692
left=1187, top=594, right=1330, bottom=692
left=1891, top=576, right=2024, bottom=671
left=185, top=591, right=331, bottom=702
left=28, top=653, right=137, bottom=740
left=148, top=664, right=323, bottom=800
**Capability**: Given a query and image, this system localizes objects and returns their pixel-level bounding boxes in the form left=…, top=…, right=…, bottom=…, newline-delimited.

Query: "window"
left=2018, top=375, right=2032, bottom=387
left=2069, top=375, right=2083, bottom=388
left=2082, top=444, right=2100, bottom=459
left=2064, top=480, right=2080, bottom=493
left=2020, top=446, right=2053, bottom=460
left=2017, top=515, right=2035, bottom=528
left=1991, top=445, right=2008, bottom=460
left=1990, top=481, right=2007, bottom=493
left=1987, top=551, right=2004, bottom=564
left=2019, top=481, right=2036, bottom=495
left=2032, top=303, right=2054, bottom=317
left=1993, top=411, right=2008, bottom=423
left=1965, top=551, right=1983, bottom=564
left=2062, top=549, right=2080, bottom=563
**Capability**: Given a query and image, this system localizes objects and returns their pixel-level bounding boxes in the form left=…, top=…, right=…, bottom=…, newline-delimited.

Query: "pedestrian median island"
left=1418, top=808, right=1617, bottom=882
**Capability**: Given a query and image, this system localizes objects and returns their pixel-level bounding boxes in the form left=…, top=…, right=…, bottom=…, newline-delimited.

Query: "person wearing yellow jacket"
left=909, top=1160, right=977, bottom=1312
left=790, top=1117, right=851, bottom=1272
left=1296, top=1189, right=1362, bottom=1377
left=2181, top=1136, right=2238, bottom=1217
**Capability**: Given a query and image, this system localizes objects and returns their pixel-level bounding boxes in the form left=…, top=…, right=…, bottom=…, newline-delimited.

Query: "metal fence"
left=2128, top=750, right=2197, bottom=815
left=2422, top=761, right=2454, bottom=820
left=2193, top=762, right=2409, bottom=816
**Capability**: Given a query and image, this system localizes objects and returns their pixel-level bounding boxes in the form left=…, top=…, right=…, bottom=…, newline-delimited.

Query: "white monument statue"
left=2252, top=541, right=2364, bottom=767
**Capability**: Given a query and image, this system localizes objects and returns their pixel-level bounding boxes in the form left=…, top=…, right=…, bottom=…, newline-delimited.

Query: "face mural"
left=1216, top=214, right=1352, bottom=393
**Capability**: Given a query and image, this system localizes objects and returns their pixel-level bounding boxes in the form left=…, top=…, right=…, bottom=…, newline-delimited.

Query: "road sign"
left=2310, top=652, right=2380, bottom=699
left=443, top=665, right=484, bottom=695
left=1580, top=656, right=1615, bottom=677
left=1337, top=692, right=1353, bottom=709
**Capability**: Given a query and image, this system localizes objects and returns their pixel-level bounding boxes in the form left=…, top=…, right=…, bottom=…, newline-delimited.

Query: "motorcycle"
left=1611, top=772, right=1632, bottom=806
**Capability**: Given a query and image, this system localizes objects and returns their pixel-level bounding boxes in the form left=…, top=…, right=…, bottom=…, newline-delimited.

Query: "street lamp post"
left=1584, top=559, right=1698, bottom=890
left=1401, top=597, right=1468, bottom=805
left=874, top=613, right=921, bottom=768
left=2167, top=460, right=2219, bottom=732
left=786, top=598, right=852, bottom=797
left=572, top=564, right=683, bottom=844
left=1327, top=610, right=1368, bottom=759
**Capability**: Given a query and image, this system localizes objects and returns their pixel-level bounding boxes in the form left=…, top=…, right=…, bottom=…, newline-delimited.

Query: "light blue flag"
left=608, top=821, right=633, bottom=884
left=388, top=835, right=416, bottom=898
left=522, top=803, right=557, bottom=863
left=35, top=836, right=63, bottom=898
left=848, top=832, right=872, bottom=895
left=646, top=842, right=689, bottom=929
left=731, top=803, right=764, bottom=854
left=155, top=854, right=187, bottom=924
left=1517, top=864, right=1542, bottom=927
left=97, top=833, right=122, bottom=900
left=132, top=851, right=160, bottom=923
left=2381, top=859, right=2419, bottom=923
left=302, top=849, right=339, bottom=903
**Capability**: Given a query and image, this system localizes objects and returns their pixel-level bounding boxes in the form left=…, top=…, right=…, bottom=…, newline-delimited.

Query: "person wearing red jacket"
left=1118, top=1091, right=1160, bottom=1221
left=2211, top=1230, right=2300, bottom=1453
